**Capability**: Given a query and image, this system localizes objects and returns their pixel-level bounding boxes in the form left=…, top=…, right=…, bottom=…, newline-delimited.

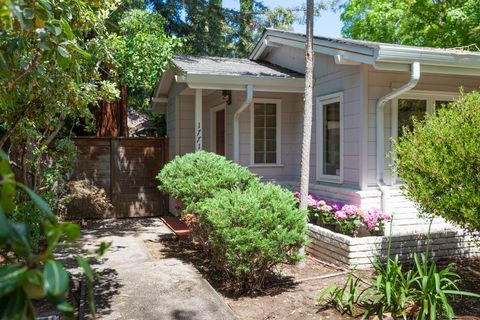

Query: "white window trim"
left=316, top=92, right=344, bottom=184
left=249, top=98, right=282, bottom=166
left=209, top=103, right=226, bottom=154
left=391, top=90, right=459, bottom=184
left=391, top=90, right=460, bottom=142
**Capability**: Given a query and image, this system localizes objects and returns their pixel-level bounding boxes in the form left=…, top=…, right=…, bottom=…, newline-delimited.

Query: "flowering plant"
left=294, top=192, right=390, bottom=236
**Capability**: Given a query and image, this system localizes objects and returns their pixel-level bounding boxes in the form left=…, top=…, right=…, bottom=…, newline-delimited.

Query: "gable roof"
left=173, top=55, right=303, bottom=79
left=251, top=29, right=480, bottom=76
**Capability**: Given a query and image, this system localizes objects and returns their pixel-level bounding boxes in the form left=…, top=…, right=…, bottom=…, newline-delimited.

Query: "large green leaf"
left=76, top=256, right=94, bottom=282
left=0, top=287, right=33, bottom=320
left=60, top=18, right=73, bottom=40
left=9, top=222, right=32, bottom=259
left=0, top=265, right=28, bottom=296
left=43, top=260, right=69, bottom=297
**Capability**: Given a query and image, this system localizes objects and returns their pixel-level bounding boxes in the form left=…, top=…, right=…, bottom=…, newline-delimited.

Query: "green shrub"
left=392, top=91, right=480, bottom=232
left=156, top=151, right=259, bottom=210
left=192, top=183, right=308, bottom=292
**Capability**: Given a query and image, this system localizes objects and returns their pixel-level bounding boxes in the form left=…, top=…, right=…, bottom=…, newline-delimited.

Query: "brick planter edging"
left=306, top=224, right=479, bottom=269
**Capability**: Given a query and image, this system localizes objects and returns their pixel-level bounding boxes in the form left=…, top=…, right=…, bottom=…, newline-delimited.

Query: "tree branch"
left=2, top=51, right=42, bottom=91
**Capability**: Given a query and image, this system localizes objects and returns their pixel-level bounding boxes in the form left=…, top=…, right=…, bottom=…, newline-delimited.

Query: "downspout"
left=376, top=62, right=420, bottom=212
left=233, top=84, right=254, bottom=163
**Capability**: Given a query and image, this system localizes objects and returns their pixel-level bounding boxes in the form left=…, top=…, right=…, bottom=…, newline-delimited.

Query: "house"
left=153, top=29, right=480, bottom=263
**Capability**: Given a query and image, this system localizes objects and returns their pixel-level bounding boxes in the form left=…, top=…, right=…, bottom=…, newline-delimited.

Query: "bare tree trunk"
left=96, top=83, right=128, bottom=137
left=300, top=0, right=314, bottom=210
left=298, top=0, right=314, bottom=263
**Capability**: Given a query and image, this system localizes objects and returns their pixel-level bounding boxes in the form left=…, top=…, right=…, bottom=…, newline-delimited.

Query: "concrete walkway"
left=79, top=218, right=236, bottom=320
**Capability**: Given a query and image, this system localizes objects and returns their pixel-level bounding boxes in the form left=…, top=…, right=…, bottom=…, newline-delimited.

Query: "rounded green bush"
left=156, top=151, right=260, bottom=210
left=192, top=183, right=308, bottom=292
left=392, top=91, right=480, bottom=232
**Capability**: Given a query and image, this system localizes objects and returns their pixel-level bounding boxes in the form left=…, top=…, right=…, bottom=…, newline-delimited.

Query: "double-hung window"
left=316, top=92, right=343, bottom=183
left=250, top=99, right=281, bottom=165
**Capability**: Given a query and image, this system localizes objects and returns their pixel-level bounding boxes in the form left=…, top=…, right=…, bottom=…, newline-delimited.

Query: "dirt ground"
left=145, top=236, right=480, bottom=320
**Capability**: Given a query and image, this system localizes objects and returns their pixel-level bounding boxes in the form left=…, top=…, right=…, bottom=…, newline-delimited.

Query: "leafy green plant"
left=411, top=253, right=480, bottom=320
left=318, top=270, right=370, bottom=316
left=364, top=255, right=417, bottom=319
left=156, top=151, right=259, bottom=211
left=393, top=91, right=480, bottom=233
left=0, top=150, right=107, bottom=318
left=191, top=183, right=308, bottom=293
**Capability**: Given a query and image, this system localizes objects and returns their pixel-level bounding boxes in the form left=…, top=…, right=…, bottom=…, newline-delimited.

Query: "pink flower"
left=317, top=200, right=326, bottom=208
left=307, top=194, right=317, bottom=207
left=318, top=205, right=333, bottom=213
left=342, top=205, right=360, bottom=216
left=380, top=211, right=391, bottom=221
left=335, top=210, right=348, bottom=220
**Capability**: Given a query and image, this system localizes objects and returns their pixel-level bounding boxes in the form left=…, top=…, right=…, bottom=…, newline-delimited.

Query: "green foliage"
left=192, top=183, right=308, bottom=292
left=392, top=91, right=480, bottom=232
left=113, top=9, right=183, bottom=91
left=365, top=255, right=416, bottom=318
left=318, top=270, right=369, bottom=316
left=157, top=151, right=307, bottom=292
left=156, top=151, right=259, bottom=210
left=0, top=0, right=118, bottom=144
left=341, top=0, right=480, bottom=48
left=0, top=150, right=109, bottom=318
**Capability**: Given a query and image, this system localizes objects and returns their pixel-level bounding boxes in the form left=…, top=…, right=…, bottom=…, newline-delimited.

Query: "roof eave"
left=252, top=30, right=480, bottom=77
left=177, top=73, right=305, bottom=92
left=250, top=29, right=376, bottom=64
left=375, top=46, right=480, bottom=76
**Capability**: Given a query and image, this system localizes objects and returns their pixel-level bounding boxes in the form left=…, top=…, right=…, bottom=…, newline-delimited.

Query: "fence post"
left=110, top=138, right=118, bottom=216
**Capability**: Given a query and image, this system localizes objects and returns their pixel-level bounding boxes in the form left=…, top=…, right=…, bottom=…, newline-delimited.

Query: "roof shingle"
left=173, top=55, right=304, bottom=78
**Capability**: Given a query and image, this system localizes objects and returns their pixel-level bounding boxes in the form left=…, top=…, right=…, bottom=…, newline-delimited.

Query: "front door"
left=215, top=109, right=225, bottom=156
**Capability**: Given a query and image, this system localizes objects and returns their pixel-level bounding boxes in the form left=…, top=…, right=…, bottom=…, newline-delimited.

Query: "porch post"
left=195, top=88, right=203, bottom=151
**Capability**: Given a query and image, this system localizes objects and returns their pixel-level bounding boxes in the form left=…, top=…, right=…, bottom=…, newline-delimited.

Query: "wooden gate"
left=70, top=137, right=169, bottom=218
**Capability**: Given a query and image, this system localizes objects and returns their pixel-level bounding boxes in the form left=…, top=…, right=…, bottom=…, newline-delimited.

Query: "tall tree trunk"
left=298, top=0, right=314, bottom=262
left=300, top=0, right=314, bottom=210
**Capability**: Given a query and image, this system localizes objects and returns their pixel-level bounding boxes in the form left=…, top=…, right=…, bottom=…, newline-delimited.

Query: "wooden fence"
left=70, top=137, right=169, bottom=218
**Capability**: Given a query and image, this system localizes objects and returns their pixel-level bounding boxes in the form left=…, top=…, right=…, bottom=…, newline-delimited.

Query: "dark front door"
left=215, top=109, right=225, bottom=156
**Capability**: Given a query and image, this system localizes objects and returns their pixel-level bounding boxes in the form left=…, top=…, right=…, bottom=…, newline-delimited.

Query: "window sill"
left=316, top=176, right=343, bottom=184
left=248, top=164, right=285, bottom=168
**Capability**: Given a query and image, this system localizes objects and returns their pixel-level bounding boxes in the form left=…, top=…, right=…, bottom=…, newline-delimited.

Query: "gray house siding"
left=264, top=47, right=364, bottom=189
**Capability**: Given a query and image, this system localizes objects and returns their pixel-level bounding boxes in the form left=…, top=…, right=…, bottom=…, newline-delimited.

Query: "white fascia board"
left=266, top=29, right=375, bottom=56
left=266, top=36, right=375, bottom=65
left=377, top=46, right=480, bottom=70
left=183, top=74, right=304, bottom=92
left=374, top=61, right=480, bottom=77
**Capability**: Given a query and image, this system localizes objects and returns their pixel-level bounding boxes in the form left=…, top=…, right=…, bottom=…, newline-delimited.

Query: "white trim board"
left=209, top=103, right=226, bottom=154
left=249, top=98, right=282, bottom=166
left=316, top=92, right=344, bottom=184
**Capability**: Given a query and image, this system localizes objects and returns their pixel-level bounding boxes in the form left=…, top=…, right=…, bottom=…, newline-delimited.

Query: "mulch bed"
left=144, top=235, right=480, bottom=320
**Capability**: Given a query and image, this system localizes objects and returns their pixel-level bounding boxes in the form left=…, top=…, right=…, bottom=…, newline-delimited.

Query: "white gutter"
left=376, top=61, right=420, bottom=212
left=233, top=85, right=254, bottom=163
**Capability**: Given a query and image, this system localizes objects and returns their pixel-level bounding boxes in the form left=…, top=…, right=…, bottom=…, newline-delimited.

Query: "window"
left=316, top=92, right=343, bottom=182
left=391, top=91, right=458, bottom=185
left=397, top=98, right=427, bottom=137
left=393, top=91, right=459, bottom=140
left=250, top=99, right=281, bottom=165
